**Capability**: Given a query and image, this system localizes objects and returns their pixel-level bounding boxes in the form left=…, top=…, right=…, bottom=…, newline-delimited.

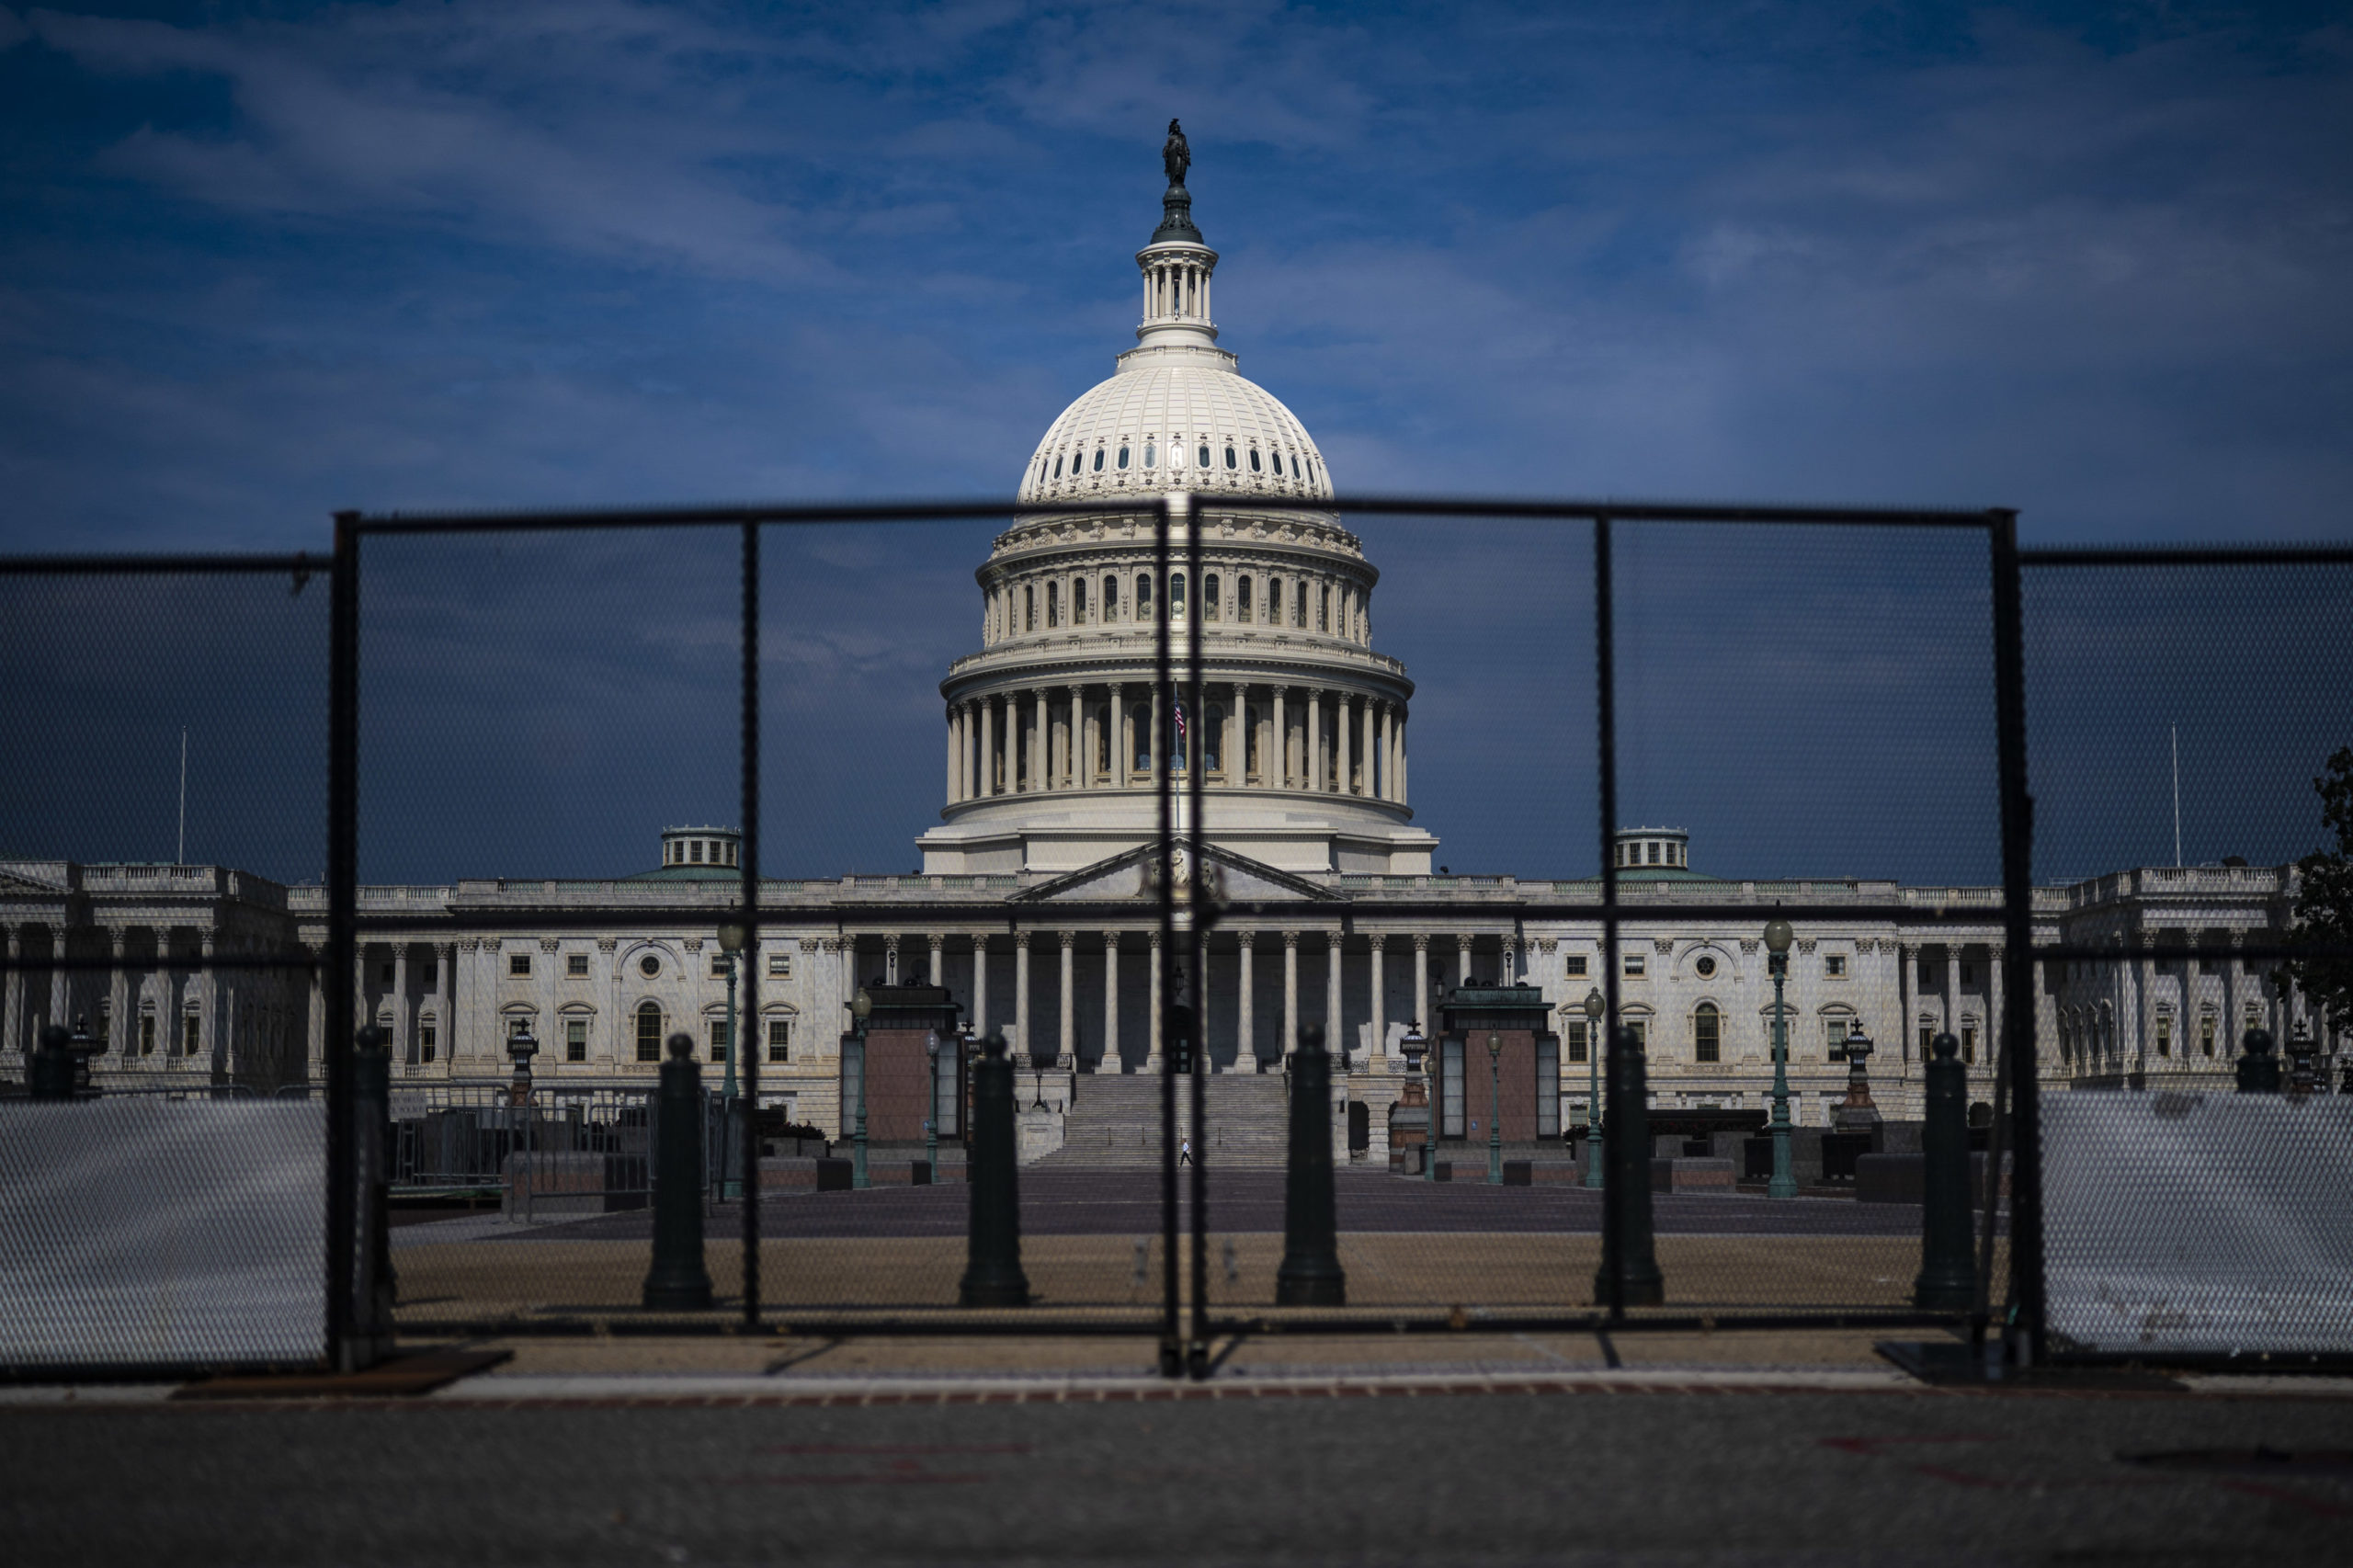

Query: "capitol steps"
left=1029, top=1074, right=1291, bottom=1167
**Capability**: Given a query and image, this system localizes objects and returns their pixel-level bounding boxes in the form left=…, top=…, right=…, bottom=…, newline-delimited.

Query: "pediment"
left=0, top=869, right=65, bottom=896
left=1015, top=842, right=1337, bottom=905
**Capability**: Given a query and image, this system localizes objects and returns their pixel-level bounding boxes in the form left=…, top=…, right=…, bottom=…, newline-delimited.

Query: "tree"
left=2286, top=744, right=2353, bottom=1038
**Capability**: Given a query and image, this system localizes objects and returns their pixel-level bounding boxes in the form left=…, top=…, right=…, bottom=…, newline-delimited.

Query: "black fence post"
left=960, top=1031, right=1030, bottom=1308
left=643, top=1031, right=714, bottom=1311
left=1915, top=1032, right=1974, bottom=1311
left=325, top=509, right=360, bottom=1372
left=2234, top=1028, right=2281, bottom=1093
left=347, top=1025, right=395, bottom=1369
left=1276, top=1025, right=1346, bottom=1307
left=1594, top=1024, right=1664, bottom=1309
left=1987, top=506, right=2043, bottom=1368
left=738, top=517, right=761, bottom=1332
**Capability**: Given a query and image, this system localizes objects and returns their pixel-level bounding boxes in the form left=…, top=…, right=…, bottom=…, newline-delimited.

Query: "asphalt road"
left=5, top=1384, right=2348, bottom=1565
left=496, top=1171, right=1938, bottom=1242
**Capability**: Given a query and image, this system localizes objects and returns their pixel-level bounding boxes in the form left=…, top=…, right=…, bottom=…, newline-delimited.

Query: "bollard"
left=2234, top=1028, right=2281, bottom=1094
left=1914, top=1031, right=1974, bottom=1312
left=30, top=1024, right=74, bottom=1100
left=1593, top=1025, right=1664, bottom=1309
left=1276, top=1025, right=1346, bottom=1307
left=642, top=1031, right=714, bottom=1311
left=346, top=1026, right=397, bottom=1368
left=961, top=1031, right=1031, bottom=1307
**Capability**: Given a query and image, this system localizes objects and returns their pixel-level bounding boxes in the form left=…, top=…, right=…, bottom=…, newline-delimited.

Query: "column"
left=199, top=932, right=218, bottom=1065
left=304, top=944, right=324, bottom=1077
left=1458, top=935, right=1474, bottom=993
left=108, top=929, right=129, bottom=1063
left=1335, top=692, right=1351, bottom=796
left=1379, top=703, right=1395, bottom=801
left=1361, top=698, right=1377, bottom=797
left=2223, top=931, right=2242, bottom=1052
left=1325, top=933, right=1344, bottom=1062
left=1149, top=685, right=1163, bottom=781
left=960, top=702, right=975, bottom=802
left=1033, top=687, right=1050, bottom=792
left=928, top=934, right=944, bottom=986
left=1988, top=942, right=2006, bottom=1077
left=1412, top=935, right=1430, bottom=1030
left=1068, top=684, right=1086, bottom=787
left=1235, top=930, right=1256, bottom=1070
left=1058, top=930, right=1075, bottom=1069
left=1272, top=687, right=1287, bottom=788
left=1941, top=949, right=1958, bottom=1059
left=1370, top=937, right=1387, bottom=1063
left=597, top=936, right=619, bottom=1066
left=1223, top=687, right=1239, bottom=786
left=1145, top=929, right=1165, bottom=1071
left=434, top=943, right=452, bottom=1069
left=1103, top=932, right=1121, bottom=1072
left=973, top=935, right=991, bottom=1040
left=946, top=707, right=960, bottom=803
left=979, top=698, right=996, bottom=797
left=1013, top=931, right=1031, bottom=1059
left=1112, top=686, right=1128, bottom=789
left=1308, top=689, right=1324, bottom=791
left=1397, top=711, right=1408, bottom=805
left=2, top=926, right=18, bottom=1065
left=1897, top=940, right=1916, bottom=1064
left=1281, top=930, right=1301, bottom=1061
left=2132, top=932, right=2154, bottom=1074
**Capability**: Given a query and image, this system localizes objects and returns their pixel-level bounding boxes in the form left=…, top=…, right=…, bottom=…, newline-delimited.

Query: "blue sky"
left=4, top=2, right=2349, bottom=885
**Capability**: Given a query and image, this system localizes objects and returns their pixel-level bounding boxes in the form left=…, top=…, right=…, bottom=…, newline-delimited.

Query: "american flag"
left=1173, top=701, right=1186, bottom=738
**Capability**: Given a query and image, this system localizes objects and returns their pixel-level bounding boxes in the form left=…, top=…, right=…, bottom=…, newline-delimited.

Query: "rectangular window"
left=710, top=1018, right=730, bottom=1062
left=567, top=952, right=589, bottom=977
left=1961, top=1026, right=1977, bottom=1064
left=140, top=1015, right=156, bottom=1055
left=1824, top=954, right=1847, bottom=977
left=1918, top=1025, right=1934, bottom=1060
left=636, top=1009, right=663, bottom=1062
left=1024, top=585, right=1035, bottom=631
left=1440, top=1037, right=1465, bottom=1138
left=1104, top=575, right=1119, bottom=619
left=1137, top=574, right=1153, bottom=616
left=509, top=952, right=530, bottom=976
left=1827, top=1020, right=1849, bottom=1061
left=1267, top=580, right=1282, bottom=624
left=380, top=961, right=395, bottom=983
left=1535, top=1037, right=1559, bottom=1138
left=2155, top=1016, right=2172, bottom=1057
left=1564, top=954, right=1588, bottom=978
left=1318, top=586, right=1329, bottom=631
left=1694, top=1009, right=1720, bottom=1063
left=420, top=1025, right=437, bottom=1062
left=1204, top=574, right=1221, bottom=620
left=1294, top=585, right=1306, bottom=627
left=710, top=953, right=730, bottom=977
left=768, top=953, right=790, bottom=977
left=1047, top=581, right=1059, bottom=627
left=1622, top=952, right=1644, bottom=977
left=689, top=840, right=702, bottom=863
left=1238, top=576, right=1252, bottom=621
left=767, top=1018, right=790, bottom=1062
left=183, top=1016, right=200, bottom=1055
left=1624, top=1019, right=1647, bottom=1050
left=1566, top=1020, right=1588, bottom=1063
left=565, top=1020, right=586, bottom=1062
left=2200, top=1015, right=2216, bottom=1056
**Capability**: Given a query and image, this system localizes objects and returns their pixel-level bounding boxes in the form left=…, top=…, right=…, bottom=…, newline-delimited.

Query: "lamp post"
left=925, top=1029, right=941, bottom=1180
left=1582, top=987, right=1606, bottom=1190
left=717, top=921, right=745, bottom=1199
left=847, top=986, right=872, bottom=1190
left=1485, top=1031, right=1504, bottom=1186
left=507, top=1023, right=539, bottom=1222
left=1400, top=1019, right=1430, bottom=1178
left=1764, top=916, right=1797, bottom=1199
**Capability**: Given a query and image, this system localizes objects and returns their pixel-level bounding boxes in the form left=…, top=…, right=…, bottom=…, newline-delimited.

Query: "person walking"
left=1180, top=1137, right=1193, bottom=1165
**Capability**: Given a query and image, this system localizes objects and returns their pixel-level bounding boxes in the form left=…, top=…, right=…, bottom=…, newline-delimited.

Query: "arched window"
left=1290, top=453, right=1302, bottom=479
left=1052, top=453, right=1063, bottom=479
left=1117, top=444, right=1131, bottom=470
left=1318, top=585, right=1329, bottom=631
left=1223, top=444, right=1237, bottom=470
left=1199, top=443, right=1211, bottom=468
left=1694, top=1004, right=1721, bottom=1063
left=1024, top=585, right=1036, bottom=631
left=1136, top=574, right=1153, bottom=617
left=1248, top=448, right=1262, bottom=472
left=1093, top=448, right=1105, bottom=472
left=635, top=1001, right=664, bottom=1063
left=1104, top=574, right=1120, bottom=619
left=1204, top=574, right=1221, bottom=620
left=1074, top=577, right=1089, bottom=624
left=1206, top=704, right=1225, bottom=772
left=1169, top=572, right=1186, bottom=621
left=1143, top=441, right=1156, bottom=469
left=1307, top=457, right=1317, bottom=484
left=1238, top=575, right=1253, bottom=621
left=1047, top=581, right=1060, bottom=628
left=1245, top=705, right=1259, bottom=776
left=1293, top=583, right=1306, bottom=627
left=1268, top=579, right=1282, bottom=624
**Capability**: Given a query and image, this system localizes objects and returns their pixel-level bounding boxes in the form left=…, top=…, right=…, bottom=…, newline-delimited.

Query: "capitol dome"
left=918, top=130, right=1435, bottom=881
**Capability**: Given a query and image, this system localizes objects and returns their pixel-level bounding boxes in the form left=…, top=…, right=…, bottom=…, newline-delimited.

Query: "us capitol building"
left=0, top=136, right=2322, bottom=1151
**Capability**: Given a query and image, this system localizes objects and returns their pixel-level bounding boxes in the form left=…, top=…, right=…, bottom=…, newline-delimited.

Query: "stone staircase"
left=1029, top=1073, right=1291, bottom=1168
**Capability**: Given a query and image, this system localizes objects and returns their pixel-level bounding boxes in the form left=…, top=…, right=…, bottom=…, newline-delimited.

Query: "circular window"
left=1695, top=955, right=1717, bottom=978
left=639, top=954, right=660, bottom=978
